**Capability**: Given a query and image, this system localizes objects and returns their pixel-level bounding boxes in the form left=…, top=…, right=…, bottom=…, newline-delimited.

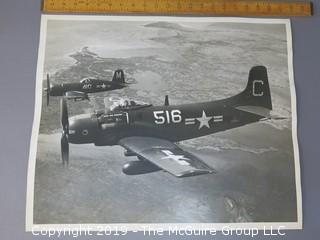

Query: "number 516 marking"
left=153, top=110, right=182, bottom=124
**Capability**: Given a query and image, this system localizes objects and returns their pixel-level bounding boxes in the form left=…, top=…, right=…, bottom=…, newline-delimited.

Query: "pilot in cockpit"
left=106, top=97, right=150, bottom=112
left=108, top=98, right=128, bottom=111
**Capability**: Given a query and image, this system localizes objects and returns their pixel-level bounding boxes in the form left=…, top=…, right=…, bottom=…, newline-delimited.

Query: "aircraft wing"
left=118, top=137, right=216, bottom=177
left=64, top=91, right=88, bottom=100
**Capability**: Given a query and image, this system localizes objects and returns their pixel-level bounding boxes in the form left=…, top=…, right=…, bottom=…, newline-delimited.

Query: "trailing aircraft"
left=45, top=69, right=126, bottom=105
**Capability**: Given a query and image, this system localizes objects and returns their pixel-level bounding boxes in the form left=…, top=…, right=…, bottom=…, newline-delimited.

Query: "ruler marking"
left=42, top=0, right=312, bottom=16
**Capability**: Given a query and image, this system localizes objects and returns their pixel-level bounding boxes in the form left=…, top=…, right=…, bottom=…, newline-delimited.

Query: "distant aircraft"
left=45, top=69, right=126, bottom=105
left=59, top=66, right=277, bottom=177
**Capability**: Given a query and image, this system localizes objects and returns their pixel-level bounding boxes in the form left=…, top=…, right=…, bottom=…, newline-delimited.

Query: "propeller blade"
left=61, top=134, right=69, bottom=166
left=60, top=98, right=69, bottom=134
left=60, top=98, right=70, bottom=165
left=46, top=74, right=50, bottom=106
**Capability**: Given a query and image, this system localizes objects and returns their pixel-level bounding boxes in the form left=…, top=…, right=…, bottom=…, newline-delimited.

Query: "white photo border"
left=25, top=15, right=302, bottom=231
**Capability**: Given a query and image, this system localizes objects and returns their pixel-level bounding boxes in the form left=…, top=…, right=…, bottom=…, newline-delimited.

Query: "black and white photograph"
left=26, top=15, right=301, bottom=231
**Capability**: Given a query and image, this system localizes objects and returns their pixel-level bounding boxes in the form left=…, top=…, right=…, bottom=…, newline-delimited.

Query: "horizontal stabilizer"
left=236, top=105, right=271, bottom=118
left=236, top=105, right=287, bottom=120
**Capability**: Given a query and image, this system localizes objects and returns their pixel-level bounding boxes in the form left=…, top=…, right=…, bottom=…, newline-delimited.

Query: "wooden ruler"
left=42, top=0, right=312, bottom=16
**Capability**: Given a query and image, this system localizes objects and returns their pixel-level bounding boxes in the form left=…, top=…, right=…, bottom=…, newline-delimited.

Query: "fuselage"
left=67, top=98, right=263, bottom=146
left=49, top=80, right=125, bottom=96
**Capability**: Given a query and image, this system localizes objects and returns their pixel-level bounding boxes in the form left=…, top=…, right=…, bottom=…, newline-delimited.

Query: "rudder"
left=235, top=66, right=272, bottom=110
left=112, top=69, right=125, bottom=84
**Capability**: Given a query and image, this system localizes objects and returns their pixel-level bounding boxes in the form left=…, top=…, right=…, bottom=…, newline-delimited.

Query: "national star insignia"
left=161, top=150, right=190, bottom=166
left=197, top=110, right=213, bottom=129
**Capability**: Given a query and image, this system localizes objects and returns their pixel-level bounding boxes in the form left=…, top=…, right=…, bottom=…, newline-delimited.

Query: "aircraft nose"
left=67, top=114, right=99, bottom=144
left=50, top=84, right=64, bottom=96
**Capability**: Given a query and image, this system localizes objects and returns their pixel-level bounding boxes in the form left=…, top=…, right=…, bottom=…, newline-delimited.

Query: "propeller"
left=60, top=98, right=69, bottom=165
left=61, top=134, right=69, bottom=166
left=46, top=73, right=51, bottom=106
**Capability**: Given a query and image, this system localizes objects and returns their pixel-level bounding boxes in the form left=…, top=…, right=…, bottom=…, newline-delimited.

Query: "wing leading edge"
left=119, top=137, right=216, bottom=177
left=64, top=91, right=88, bottom=101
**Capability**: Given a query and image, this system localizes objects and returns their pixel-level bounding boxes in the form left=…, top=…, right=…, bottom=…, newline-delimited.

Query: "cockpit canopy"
left=80, top=77, right=99, bottom=84
left=107, top=97, right=151, bottom=112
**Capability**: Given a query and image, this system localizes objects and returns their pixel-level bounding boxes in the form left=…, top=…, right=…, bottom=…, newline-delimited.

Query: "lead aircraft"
left=59, top=66, right=277, bottom=177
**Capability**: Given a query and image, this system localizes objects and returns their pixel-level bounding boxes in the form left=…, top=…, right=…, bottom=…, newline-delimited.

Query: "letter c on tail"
left=252, top=80, right=264, bottom=96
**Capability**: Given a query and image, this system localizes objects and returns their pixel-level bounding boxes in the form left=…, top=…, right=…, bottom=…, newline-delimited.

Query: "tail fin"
left=112, top=69, right=125, bottom=84
left=234, top=66, right=272, bottom=110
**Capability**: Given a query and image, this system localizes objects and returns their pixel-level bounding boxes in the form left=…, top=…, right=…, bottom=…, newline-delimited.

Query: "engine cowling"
left=122, top=160, right=161, bottom=175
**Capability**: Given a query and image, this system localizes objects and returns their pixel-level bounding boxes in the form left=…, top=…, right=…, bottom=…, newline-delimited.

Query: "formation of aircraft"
left=45, top=69, right=126, bottom=105
left=57, top=66, right=275, bottom=178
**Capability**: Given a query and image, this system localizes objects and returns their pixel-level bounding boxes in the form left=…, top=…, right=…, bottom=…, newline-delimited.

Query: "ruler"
left=42, top=0, right=312, bottom=17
